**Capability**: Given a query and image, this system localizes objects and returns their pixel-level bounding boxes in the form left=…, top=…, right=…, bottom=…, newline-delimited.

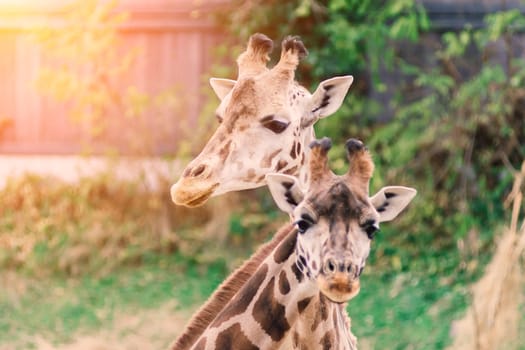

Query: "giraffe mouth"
left=170, top=181, right=219, bottom=208
left=317, top=274, right=360, bottom=303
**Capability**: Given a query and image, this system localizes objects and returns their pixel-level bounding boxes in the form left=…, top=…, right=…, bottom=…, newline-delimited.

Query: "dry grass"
left=448, top=162, right=525, bottom=350
left=0, top=172, right=214, bottom=276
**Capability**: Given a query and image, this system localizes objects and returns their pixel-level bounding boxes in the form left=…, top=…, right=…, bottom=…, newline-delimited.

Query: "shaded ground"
left=27, top=303, right=191, bottom=350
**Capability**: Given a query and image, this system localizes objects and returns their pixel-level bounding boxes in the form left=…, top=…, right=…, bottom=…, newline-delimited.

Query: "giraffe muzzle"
left=170, top=179, right=219, bottom=207
left=317, top=272, right=361, bottom=303
left=317, top=259, right=360, bottom=303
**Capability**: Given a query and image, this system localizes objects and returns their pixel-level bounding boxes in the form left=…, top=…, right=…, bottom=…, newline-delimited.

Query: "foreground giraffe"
left=172, top=138, right=416, bottom=349
left=171, top=33, right=353, bottom=207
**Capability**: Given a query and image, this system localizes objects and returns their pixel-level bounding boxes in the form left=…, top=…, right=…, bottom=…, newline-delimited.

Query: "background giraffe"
left=170, top=33, right=353, bottom=207
left=172, top=138, right=416, bottom=349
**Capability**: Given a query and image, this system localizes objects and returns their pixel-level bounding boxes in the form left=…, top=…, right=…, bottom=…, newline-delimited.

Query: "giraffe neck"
left=297, top=126, right=316, bottom=188
left=176, top=228, right=357, bottom=350
left=172, top=224, right=295, bottom=350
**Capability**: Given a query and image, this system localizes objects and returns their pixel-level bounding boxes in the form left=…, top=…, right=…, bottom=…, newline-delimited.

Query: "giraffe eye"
left=260, top=115, right=290, bottom=134
left=295, top=214, right=315, bottom=234
left=362, top=220, right=379, bottom=240
left=295, top=219, right=311, bottom=234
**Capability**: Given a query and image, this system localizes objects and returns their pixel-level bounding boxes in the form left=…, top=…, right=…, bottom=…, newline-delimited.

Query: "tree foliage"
left=215, top=1, right=525, bottom=272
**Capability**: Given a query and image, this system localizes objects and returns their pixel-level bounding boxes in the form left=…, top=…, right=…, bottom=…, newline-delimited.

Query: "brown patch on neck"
left=214, top=323, right=259, bottom=350
left=297, top=296, right=312, bottom=313
left=210, top=263, right=269, bottom=328
left=319, top=329, right=336, bottom=350
left=252, top=276, right=291, bottom=341
left=310, top=293, right=330, bottom=332
left=171, top=223, right=295, bottom=350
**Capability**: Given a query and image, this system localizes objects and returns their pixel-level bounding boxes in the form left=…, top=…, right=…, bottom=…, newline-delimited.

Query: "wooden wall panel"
left=0, top=0, right=229, bottom=155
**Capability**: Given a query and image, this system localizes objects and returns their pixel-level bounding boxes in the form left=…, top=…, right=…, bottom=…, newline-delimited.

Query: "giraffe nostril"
left=324, top=259, right=336, bottom=274
left=191, top=164, right=206, bottom=177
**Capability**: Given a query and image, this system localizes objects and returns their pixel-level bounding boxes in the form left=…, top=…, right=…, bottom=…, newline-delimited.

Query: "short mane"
left=171, top=222, right=295, bottom=350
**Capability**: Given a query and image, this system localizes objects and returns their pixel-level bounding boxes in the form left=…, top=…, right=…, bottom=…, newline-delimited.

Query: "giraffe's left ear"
left=210, top=78, right=236, bottom=100
left=370, top=186, right=417, bottom=222
left=303, top=75, right=353, bottom=127
left=266, top=174, right=304, bottom=214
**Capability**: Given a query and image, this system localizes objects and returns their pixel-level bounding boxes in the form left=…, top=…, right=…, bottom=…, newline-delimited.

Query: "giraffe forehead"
left=224, top=77, right=309, bottom=118
left=308, top=182, right=366, bottom=219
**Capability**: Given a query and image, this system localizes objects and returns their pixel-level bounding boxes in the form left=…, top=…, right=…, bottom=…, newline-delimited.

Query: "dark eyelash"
left=295, top=214, right=315, bottom=234
left=260, top=115, right=290, bottom=134
left=362, top=220, right=379, bottom=240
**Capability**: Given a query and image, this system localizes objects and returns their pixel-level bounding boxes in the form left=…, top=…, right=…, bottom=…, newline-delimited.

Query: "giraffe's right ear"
left=210, top=78, right=236, bottom=100
left=266, top=174, right=304, bottom=214
left=370, top=186, right=417, bottom=222
left=304, top=75, right=353, bottom=127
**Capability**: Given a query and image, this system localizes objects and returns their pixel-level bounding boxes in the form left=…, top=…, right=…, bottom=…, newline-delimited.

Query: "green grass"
left=350, top=271, right=469, bottom=349
left=0, top=257, right=470, bottom=350
left=0, top=253, right=228, bottom=349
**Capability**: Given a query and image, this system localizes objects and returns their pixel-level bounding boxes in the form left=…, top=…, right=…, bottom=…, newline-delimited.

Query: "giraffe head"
left=171, top=33, right=353, bottom=207
left=266, top=138, right=416, bottom=303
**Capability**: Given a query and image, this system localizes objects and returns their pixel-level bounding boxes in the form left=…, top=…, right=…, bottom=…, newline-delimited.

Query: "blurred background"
left=1, top=0, right=524, bottom=349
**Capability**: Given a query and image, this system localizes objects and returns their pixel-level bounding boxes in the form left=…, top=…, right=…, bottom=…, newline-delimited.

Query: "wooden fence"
left=0, top=0, right=229, bottom=155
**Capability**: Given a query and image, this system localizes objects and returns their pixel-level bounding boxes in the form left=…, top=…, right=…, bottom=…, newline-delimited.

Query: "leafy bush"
left=214, top=0, right=525, bottom=273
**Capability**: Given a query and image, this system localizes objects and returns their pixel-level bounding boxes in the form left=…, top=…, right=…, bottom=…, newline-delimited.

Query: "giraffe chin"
left=170, top=181, right=219, bottom=208
left=317, top=275, right=361, bottom=303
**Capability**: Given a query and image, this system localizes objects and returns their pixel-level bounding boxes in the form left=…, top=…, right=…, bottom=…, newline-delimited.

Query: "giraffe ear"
left=304, top=75, right=353, bottom=127
left=370, top=186, right=417, bottom=222
left=266, top=174, right=304, bottom=214
left=210, top=78, right=236, bottom=100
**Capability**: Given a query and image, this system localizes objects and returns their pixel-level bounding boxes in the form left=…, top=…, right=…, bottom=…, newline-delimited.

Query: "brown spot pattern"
left=333, top=311, right=341, bottom=345
left=214, top=323, right=259, bottom=350
left=252, top=276, right=290, bottom=342
left=246, top=168, right=257, bottom=181
left=211, top=264, right=268, bottom=328
left=311, top=294, right=329, bottom=332
left=291, top=262, right=303, bottom=283
left=284, top=165, right=298, bottom=175
left=278, top=271, right=290, bottom=295
left=273, top=231, right=297, bottom=264
left=276, top=159, right=288, bottom=171
left=218, top=140, right=232, bottom=162
left=319, top=330, right=335, bottom=350
left=260, top=148, right=282, bottom=168
left=297, top=296, right=312, bottom=314
left=290, top=142, right=297, bottom=159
